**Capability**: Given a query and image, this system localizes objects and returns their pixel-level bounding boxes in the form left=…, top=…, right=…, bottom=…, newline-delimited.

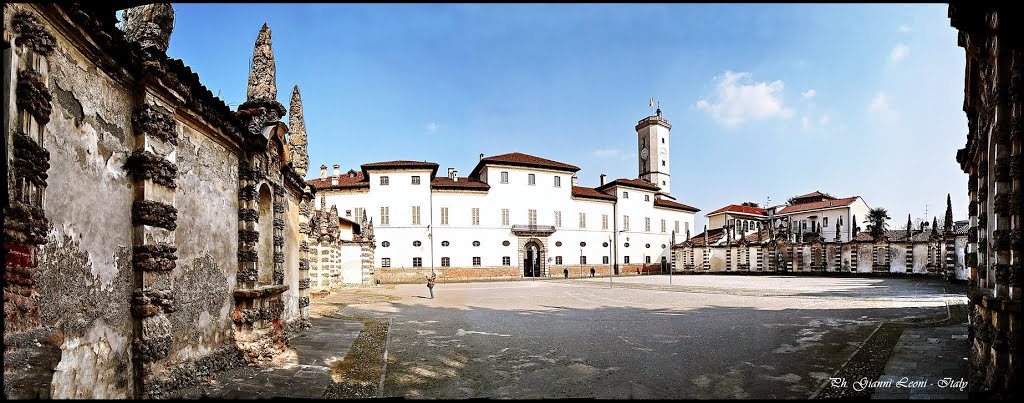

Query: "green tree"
left=741, top=201, right=759, bottom=207
left=864, top=207, right=891, bottom=239
left=905, top=214, right=912, bottom=239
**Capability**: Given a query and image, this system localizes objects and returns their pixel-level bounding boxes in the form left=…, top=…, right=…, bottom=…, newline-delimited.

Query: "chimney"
left=599, top=174, right=606, bottom=186
left=479, top=153, right=484, bottom=161
left=333, top=164, right=340, bottom=177
left=448, top=167, right=455, bottom=179
left=452, top=170, right=458, bottom=182
left=320, top=164, right=328, bottom=178
left=571, top=175, right=579, bottom=187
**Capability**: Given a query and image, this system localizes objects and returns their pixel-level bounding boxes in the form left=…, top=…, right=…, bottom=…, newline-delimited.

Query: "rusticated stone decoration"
left=122, top=3, right=175, bottom=52
left=246, top=24, right=277, bottom=105
left=132, top=104, right=178, bottom=145
left=11, top=10, right=56, bottom=55
left=133, top=243, right=177, bottom=271
left=950, top=3, right=1021, bottom=399
left=11, top=131, right=50, bottom=187
left=288, top=85, right=309, bottom=176
left=132, top=288, right=176, bottom=318
left=4, top=201, right=49, bottom=246
left=124, top=150, right=178, bottom=188
left=132, top=200, right=178, bottom=230
left=16, top=69, right=53, bottom=125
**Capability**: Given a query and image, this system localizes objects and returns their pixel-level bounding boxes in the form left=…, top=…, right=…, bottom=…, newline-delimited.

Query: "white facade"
left=773, top=197, right=871, bottom=243
left=311, top=112, right=698, bottom=278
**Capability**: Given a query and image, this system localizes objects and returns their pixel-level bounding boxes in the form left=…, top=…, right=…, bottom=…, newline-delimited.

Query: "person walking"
left=426, top=272, right=436, bottom=299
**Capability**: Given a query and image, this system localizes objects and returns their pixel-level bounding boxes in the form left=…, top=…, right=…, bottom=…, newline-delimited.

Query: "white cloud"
left=890, top=43, right=909, bottom=61
left=869, top=92, right=897, bottom=120
left=898, top=25, right=912, bottom=33
left=801, top=89, right=816, bottom=99
left=818, top=115, right=830, bottom=125
left=426, top=122, right=439, bottom=133
left=695, top=70, right=794, bottom=128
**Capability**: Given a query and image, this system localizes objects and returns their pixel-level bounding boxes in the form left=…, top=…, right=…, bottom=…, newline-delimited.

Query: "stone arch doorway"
left=523, top=240, right=543, bottom=277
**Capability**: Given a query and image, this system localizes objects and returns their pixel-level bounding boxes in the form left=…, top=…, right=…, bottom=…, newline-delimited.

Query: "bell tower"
left=636, top=107, right=672, bottom=197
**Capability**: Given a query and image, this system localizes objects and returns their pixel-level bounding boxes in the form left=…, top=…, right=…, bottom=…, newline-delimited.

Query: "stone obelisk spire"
left=122, top=3, right=175, bottom=52
left=288, top=85, right=309, bottom=176
left=248, top=24, right=277, bottom=104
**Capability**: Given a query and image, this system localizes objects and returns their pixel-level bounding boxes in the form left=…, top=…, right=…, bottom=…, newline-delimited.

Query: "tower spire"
left=247, top=23, right=277, bottom=104
left=288, top=85, right=309, bottom=176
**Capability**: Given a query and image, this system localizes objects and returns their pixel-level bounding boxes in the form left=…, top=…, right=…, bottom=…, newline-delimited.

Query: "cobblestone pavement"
left=871, top=325, right=970, bottom=399
left=165, top=276, right=967, bottom=399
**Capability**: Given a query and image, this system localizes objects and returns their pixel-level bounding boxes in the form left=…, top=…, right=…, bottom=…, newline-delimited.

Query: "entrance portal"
left=524, top=242, right=542, bottom=277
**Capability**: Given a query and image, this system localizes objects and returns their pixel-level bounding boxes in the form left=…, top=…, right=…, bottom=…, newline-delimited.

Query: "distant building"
left=309, top=109, right=700, bottom=282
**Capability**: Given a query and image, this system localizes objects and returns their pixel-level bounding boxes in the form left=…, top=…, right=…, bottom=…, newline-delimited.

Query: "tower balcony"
left=511, top=224, right=556, bottom=236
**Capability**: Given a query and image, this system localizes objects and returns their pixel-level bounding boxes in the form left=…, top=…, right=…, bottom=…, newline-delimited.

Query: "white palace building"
left=308, top=108, right=699, bottom=283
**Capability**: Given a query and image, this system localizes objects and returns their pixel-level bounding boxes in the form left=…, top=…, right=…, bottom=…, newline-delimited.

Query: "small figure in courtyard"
left=590, top=267, right=595, bottom=277
left=563, top=268, right=569, bottom=279
left=426, top=272, right=436, bottom=299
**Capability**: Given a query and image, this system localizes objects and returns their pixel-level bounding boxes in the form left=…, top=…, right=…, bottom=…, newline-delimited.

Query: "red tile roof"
left=470, top=152, right=580, bottom=177
left=596, top=178, right=660, bottom=192
left=775, top=196, right=859, bottom=215
left=431, top=176, right=491, bottom=190
left=571, top=186, right=616, bottom=201
left=361, top=160, right=439, bottom=169
left=653, top=197, right=700, bottom=212
left=795, top=191, right=834, bottom=200
left=706, top=204, right=768, bottom=217
left=688, top=228, right=725, bottom=245
left=306, top=172, right=370, bottom=190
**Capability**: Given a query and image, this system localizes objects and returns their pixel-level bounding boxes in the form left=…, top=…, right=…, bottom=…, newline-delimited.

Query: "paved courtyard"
left=172, top=275, right=967, bottom=399
left=330, top=275, right=965, bottom=399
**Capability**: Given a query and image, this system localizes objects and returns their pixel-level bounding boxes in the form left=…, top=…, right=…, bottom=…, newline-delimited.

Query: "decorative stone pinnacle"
left=247, top=23, right=277, bottom=104
left=122, top=3, right=175, bottom=52
left=288, top=85, right=309, bottom=176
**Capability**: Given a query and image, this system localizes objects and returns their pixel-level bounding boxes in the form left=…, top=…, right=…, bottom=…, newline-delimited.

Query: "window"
left=580, top=256, right=587, bottom=264
left=381, top=241, right=390, bottom=247
left=381, top=207, right=389, bottom=225
left=502, top=240, right=510, bottom=247
left=555, top=241, right=562, bottom=247
left=555, top=256, right=563, bottom=265
left=603, top=242, right=609, bottom=247
left=440, top=207, right=449, bottom=225
left=380, top=176, right=389, bottom=185
left=603, top=256, right=609, bottom=264
left=346, top=209, right=352, bottom=217
left=411, top=175, right=421, bottom=185
left=472, top=208, right=480, bottom=225
left=645, top=195, right=650, bottom=202
left=624, top=256, right=630, bottom=264
left=554, top=211, right=562, bottom=227
left=624, top=242, right=630, bottom=248
left=662, top=181, right=665, bottom=185
left=554, top=176, right=561, bottom=187
left=502, top=208, right=510, bottom=226
left=472, top=257, right=481, bottom=266
left=645, top=217, right=651, bottom=232
left=623, top=191, right=629, bottom=199
left=528, top=209, right=537, bottom=225
left=623, top=215, right=630, bottom=231
left=501, top=171, right=509, bottom=183
left=645, top=256, right=651, bottom=264
left=441, top=257, right=450, bottom=267
left=580, top=242, right=586, bottom=247
left=661, top=219, right=666, bottom=233
left=441, top=240, right=450, bottom=247
left=528, top=174, right=536, bottom=185
left=413, top=240, right=422, bottom=247
left=412, top=206, right=421, bottom=225
left=662, top=161, right=665, bottom=166
left=645, top=243, right=651, bottom=248
left=355, top=207, right=364, bottom=223
left=602, top=214, right=609, bottom=230
left=473, top=241, right=481, bottom=247
left=579, top=212, right=586, bottom=229
left=413, top=257, right=422, bottom=267
left=381, top=258, right=391, bottom=268
left=662, top=138, right=665, bottom=144
left=823, top=217, right=829, bottom=227
left=502, top=256, right=511, bottom=266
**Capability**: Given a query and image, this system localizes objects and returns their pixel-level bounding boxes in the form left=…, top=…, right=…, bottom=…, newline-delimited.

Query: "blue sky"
left=163, top=3, right=967, bottom=231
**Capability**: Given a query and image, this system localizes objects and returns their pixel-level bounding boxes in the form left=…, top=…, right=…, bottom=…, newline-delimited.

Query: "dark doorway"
left=661, top=256, right=668, bottom=273
left=523, top=242, right=541, bottom=277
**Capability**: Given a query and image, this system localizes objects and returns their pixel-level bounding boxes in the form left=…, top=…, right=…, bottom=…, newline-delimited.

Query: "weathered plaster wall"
left=709, top=248, right=725, bottom=271
left=340, top=244, right=363, bottom=284
left=890, top=245, right=907, bottom=273
left=36, top=29, right=136, bottom=399
left=912, top=244, right=929, bottom=274
left=282, top=197, right=301, bottom=323
left=169, top=123, right=238, bottom=363
left=856, top=245, right=873, bottom=273
left=954, top=236, right=967, bottom=280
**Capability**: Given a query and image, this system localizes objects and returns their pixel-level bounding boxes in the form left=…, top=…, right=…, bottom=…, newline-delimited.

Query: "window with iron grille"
left=413, top=257, right=422, bottom=267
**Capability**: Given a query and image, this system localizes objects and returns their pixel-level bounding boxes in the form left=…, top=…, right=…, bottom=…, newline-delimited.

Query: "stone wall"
left=949, top=3, right=1021, bottom=398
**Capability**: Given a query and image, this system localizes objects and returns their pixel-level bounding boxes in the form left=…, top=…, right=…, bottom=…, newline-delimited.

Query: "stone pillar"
left=127, top=101, right=179, bottom=396
left=296, top=187, right=313, bottom=328
left=950, top=3, right=1021, bottom=398
left=3, top=10, right=62, bottom=399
